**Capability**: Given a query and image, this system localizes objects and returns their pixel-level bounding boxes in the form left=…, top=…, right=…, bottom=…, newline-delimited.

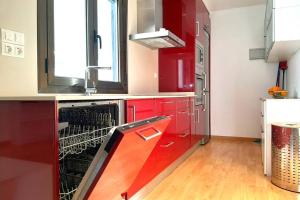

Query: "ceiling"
left=203, top=0, right=266, bottom=11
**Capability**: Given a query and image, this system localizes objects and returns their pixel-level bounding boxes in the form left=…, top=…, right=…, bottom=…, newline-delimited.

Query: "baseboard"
left=130, top=142, right=201, bottom=200
left=211, top=135, right=260, bottom=142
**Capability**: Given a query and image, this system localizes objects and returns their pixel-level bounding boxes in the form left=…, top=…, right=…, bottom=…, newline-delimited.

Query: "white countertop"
left=260, top=97, right=300, bottom=101
left=0, top=92, right=195, bottom=101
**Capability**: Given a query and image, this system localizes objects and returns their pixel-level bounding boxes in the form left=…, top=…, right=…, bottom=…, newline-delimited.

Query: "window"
left=38, top=0, right=128, bottom=93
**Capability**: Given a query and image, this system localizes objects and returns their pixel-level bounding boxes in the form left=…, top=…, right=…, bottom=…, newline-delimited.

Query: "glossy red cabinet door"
left=127, top=134, right=177, bottom=198
left=85, top=117, right=170, bottom=200
left=175, top=98, right=191, bottom=156
left=159, top=0, right=196, bottom=92
left=126, top=99, right=157, bottom=123
left=0, top=101, right=58, bottom=200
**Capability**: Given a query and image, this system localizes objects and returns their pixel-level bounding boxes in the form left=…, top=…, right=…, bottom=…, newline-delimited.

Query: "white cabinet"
left=260, top=98, right=300, bottom=176
left=265, top=0, right=300, bottom=62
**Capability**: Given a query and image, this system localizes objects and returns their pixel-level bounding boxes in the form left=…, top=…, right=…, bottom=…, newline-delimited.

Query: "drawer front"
left=176, top=97, right=190, bottom=110
left=156, top=98, right=177, bottom=113
left=126, top=99, right=156, bottom=123
left=161, top=110, right=177, bottom=134
left=177, top=108, right=190, bottom=132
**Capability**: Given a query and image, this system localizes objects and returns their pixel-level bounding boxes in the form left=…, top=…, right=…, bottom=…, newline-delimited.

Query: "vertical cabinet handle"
left=203, top=71, right=207, bottom=91
left=196, top=21, right=200, bottom=36
left=202, top=93, right=206, bottom=112
left=195, top=108, right=200, bottom=123
left=130, top=105, right=136, bottom=122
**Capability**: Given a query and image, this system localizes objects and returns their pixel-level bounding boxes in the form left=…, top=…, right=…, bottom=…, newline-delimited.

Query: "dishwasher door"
left=73, top=116, right=170, bottom=200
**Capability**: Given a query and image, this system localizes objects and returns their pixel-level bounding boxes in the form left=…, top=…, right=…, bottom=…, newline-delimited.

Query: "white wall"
left=210, top=5, right=277, bottom=138
left=0, top=0, right=38, bottom=96
left=287, top=50, right=300, bottom=98
left=127, top=0, right=159, bottom=94
left=0, top=0, right=158, bottom=96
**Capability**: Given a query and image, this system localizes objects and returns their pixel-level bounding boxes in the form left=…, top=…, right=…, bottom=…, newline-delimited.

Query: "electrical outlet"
left=14, top=45, right=24, bottom=58
left=2, top=42, right=14, bottom=57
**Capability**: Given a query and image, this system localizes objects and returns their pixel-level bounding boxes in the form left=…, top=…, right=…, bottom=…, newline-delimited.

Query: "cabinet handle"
left=136, top=127, right=162, bottom=141
left=196, top=21, right=200, bottom=36
left=161, top=101, right=174, bottom=104
left=195, top=108, right=200, bottom=123
left=202, top=93, right=206, bottom=112
left=160, top=141, right=175, bottom=148
left=179, top=132, right=189, bottom=138
left=130, top=105, right=136, bottom=122
left=203, top=72, right=207, bottom=91
left=178, top=111, right=188, bottom=114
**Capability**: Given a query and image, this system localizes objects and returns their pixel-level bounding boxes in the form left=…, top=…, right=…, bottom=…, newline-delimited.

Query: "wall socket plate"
left=14, top=45, right=25, bottom=58
left=2, top=42, right=14, bottom=57
left=1, top=28, right=25, bottom=58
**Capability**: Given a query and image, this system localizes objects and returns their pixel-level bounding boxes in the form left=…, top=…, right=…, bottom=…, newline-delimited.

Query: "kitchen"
left=0, top=0, right=300, bottom=199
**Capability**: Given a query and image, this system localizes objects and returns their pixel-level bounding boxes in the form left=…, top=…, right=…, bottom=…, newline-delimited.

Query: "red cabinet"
left=126, top=99, right=157, bottom=123
left=175, top=98, right=191, bottom=156
left=127, top=97, right=192, bottom=198
left=159, top=0, right=196, bottom=92
left=0, top=101, right=171, bottom=200
left=0, top=101, right=59, bottom=200
left=159, top=0, right=210, bottom=95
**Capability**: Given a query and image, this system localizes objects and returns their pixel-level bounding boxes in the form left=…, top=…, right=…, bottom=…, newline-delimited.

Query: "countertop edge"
left=0, top=93, right=196, bottom=101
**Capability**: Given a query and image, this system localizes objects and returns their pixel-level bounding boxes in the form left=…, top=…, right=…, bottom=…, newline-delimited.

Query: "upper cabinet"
left=159, top=0, right=210, bottom=92
left=159, top=0, right=196, bottom=92
left=265, top=0, right=300, bottom=62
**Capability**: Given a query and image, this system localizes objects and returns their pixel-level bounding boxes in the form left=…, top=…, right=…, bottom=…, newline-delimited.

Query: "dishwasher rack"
left=59, top=124, right=115, bottom=160
left=57, top=101, right=122, bottom=200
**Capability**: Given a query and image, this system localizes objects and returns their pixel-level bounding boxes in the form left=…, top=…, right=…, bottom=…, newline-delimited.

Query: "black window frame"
left=38, top=0, right=128, bottom=94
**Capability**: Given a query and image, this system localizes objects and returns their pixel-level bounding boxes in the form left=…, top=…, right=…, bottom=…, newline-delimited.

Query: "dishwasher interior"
left=58, top=100, right=122, bottom=200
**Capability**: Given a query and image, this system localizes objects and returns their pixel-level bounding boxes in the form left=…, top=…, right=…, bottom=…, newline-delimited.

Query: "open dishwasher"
left=57, top=100, right=170, bottom=200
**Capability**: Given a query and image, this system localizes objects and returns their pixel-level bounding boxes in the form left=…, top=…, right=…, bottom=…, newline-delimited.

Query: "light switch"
left=1, top=29, right=15, bottom=43
left=14, top=45, right=24, bottom=58
left=15, top=32, right=25, bottom=45
left=2, top=42, right=14, bottom=57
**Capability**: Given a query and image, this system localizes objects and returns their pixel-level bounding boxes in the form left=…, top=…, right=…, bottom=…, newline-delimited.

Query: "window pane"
left=97, top=0, right=119, bottom=82
left=54, top=0, right=86, bottom=79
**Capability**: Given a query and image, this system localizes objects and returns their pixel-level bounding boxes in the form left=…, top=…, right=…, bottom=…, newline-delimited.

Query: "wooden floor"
left=144, top=138, right=300, bottom=200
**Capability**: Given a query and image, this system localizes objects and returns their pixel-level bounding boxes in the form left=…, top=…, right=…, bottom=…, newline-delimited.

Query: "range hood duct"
left=129, top=0, right=186, bottom=49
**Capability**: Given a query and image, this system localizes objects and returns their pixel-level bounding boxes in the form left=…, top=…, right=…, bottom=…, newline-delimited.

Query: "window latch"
left=94, top=30, right=102, bottom=49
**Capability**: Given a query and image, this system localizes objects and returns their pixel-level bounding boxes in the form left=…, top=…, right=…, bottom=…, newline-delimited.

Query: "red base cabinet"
left=0, top=101, right=58, bottom=200
left=0, top=100, right=170, bottom=200
left=127, top=97, right=192, bottom=198
left=126, top=99, right=157, bottom=123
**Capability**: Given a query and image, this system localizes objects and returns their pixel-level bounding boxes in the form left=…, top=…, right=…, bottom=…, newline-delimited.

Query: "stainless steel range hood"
left=129, top=0, right=186, bottom=49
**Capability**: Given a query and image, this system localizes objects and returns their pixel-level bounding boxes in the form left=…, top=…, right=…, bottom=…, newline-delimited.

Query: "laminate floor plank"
left=144, top=138, right=300, bottom=200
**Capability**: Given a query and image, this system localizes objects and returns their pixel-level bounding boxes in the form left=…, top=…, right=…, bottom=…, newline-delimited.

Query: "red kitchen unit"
left=159, top=0, right=196, bottom=92
left=127, top=97, right=192, bottom=199
left=0, top=100, right=170, bottom=200
left=126, top=99, right=157, bottom=123
left=0, top=101, right=58, bottom=200
left=175, top=98, right=192, bottom=156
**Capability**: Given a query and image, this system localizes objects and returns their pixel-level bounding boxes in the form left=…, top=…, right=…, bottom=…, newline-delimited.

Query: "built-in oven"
left=195, top=41, right=204, bottom=75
